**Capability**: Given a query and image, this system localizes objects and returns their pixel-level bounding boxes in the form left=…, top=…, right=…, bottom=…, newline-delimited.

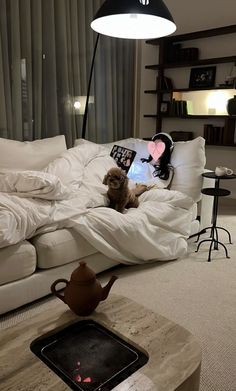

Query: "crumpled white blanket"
left=0, top=171, right=70, bottom=200
left=0, top=143, right=194, bottom=264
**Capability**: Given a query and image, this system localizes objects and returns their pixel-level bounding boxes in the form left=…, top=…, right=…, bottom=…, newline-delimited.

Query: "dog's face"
left=103, top=167, right=128, bottom=190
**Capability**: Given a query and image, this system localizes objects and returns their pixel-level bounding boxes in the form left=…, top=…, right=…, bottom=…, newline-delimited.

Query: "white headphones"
left=152, top=132, right=174, bottom=150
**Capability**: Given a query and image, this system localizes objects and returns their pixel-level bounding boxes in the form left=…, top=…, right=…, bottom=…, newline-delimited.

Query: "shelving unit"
left=145, top=56, right=236, bottom=70
left=145, top=86, right=235, bottom=93
left=144, top=24, right=236, bottom=146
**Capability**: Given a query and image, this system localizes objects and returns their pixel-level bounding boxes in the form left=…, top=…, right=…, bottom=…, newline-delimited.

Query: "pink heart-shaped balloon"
left=147, top=141, right=165, bottom=161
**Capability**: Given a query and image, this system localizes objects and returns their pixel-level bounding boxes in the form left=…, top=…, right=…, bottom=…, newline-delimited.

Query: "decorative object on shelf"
left=51, top=261, right=118, bottom=316
left=215, top=166, right=234, bottom=176
left=227, top=95, right=236, bottom=116
left=91, top=0, right=176, bottom=39
left=224, top=64, right=236, bottom=87
left=189, top=66, right=216, bottom=88
left=222, top=76, right=236, bottom=88
left=160, top=101, right=169, bottom=113
left=156, top=76, right=173, bottom=90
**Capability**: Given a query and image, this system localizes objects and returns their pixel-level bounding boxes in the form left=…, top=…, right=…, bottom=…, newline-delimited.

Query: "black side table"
left=195, top=171, right=236, bottom=262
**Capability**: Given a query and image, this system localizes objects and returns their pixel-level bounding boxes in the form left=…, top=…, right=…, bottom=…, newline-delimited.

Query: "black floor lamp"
left=81, top=33, right=100, bottom=139
left=81, top=0, right=176, bottom=139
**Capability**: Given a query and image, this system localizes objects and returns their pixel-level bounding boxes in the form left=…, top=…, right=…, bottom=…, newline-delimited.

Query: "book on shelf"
left=203, top=124, right=224, bottom=145
left=168, top=99, right=188, bottom=117
left=180, top=100, right=188, bottom=116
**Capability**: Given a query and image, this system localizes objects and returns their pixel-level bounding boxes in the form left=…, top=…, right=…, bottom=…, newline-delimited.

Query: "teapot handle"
left=51, top=278, right=69, bottom=303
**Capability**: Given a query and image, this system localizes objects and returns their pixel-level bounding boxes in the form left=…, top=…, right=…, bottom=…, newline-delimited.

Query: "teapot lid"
left=71, top=261, right=96, bottom=282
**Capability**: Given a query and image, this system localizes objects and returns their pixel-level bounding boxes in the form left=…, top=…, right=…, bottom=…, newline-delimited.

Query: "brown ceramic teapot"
left=51, top=261, right=118, bottom=316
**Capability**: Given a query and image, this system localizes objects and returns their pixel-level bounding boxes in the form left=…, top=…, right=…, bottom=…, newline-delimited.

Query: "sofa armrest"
left=197, top=169, right=215, bottom=231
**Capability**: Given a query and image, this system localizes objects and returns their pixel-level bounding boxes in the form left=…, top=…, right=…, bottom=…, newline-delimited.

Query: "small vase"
left=227, top=95, right=236, bottom=116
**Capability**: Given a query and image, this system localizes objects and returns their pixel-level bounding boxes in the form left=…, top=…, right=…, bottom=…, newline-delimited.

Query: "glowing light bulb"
left=74, top=101, right=81, bottom=110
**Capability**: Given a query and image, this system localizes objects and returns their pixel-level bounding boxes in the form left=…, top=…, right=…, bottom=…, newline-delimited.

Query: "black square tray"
left=30, top=319, right=148, bottom=391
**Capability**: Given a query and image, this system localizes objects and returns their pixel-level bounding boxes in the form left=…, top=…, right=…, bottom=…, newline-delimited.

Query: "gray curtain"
left=0, top=0, right=135, bottom=147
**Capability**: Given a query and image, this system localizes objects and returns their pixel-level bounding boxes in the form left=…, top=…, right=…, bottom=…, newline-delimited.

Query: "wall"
left=135, top=0, right=236, bottom=198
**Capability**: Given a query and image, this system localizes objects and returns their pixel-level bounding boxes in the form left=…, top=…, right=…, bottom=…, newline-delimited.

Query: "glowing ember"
left=74, top=361, right=92, bottom=383
left=75, top=374, right=81, bottom=382
left=83, top=377, right=92, bottom=382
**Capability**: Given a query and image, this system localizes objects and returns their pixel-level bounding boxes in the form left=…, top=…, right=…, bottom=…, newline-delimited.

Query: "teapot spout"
left=101, top=275, right=118, bottom=301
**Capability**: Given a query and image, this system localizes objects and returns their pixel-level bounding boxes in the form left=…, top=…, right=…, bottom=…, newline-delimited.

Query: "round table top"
left=202, top=171, right=236, bottom=180
left=202, top=188, right=231, bottom=197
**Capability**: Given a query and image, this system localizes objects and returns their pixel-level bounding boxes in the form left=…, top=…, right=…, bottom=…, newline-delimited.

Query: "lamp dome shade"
left=91, top=0, right=176, bottom=39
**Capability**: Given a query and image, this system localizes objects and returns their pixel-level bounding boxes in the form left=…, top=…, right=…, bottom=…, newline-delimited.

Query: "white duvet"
left=0, top=143, right=194, bottom=264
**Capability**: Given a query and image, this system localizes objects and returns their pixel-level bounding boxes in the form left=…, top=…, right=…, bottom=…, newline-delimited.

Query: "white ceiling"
left=165, top=0, right=236, bottom=34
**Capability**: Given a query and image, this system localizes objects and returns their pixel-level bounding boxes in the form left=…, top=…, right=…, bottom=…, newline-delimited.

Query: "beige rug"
left=1, top=200, right=236, bottom=391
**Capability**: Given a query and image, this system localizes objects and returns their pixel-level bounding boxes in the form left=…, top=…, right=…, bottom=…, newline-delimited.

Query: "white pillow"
left=74, top=138, right=173, bottom=188
left=0, top=135, right=67, bottom=171
left=170, top=137, right=206, bottom=202
left=74, top=138, right=149, bottom=162
left=74, top=137, right=144, bottom=151
left=74, top=137, right=206, bottom=201
left=122, top=136, right=205, bottom=200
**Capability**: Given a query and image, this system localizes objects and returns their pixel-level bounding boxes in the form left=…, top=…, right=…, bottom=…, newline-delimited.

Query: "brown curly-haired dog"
left=103, top=167, right=149, bottom=213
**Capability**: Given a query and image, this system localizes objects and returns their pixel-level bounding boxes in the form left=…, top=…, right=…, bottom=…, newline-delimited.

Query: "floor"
left=0, top=197, right=236, bottom=391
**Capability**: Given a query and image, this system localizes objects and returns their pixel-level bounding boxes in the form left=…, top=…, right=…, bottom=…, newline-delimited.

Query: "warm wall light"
left=74, top=101, right=81, bottom=110
left=207, top=90, right=233, bottom=115
left=73, top=96, right=94, bottom=115
left=174, top=90, right=235, bottom=116
left=91, top=0, right=176, bottom=39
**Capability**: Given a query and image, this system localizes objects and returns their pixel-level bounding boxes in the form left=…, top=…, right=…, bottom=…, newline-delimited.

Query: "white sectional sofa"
left=0, top=135, right=213, bottom=315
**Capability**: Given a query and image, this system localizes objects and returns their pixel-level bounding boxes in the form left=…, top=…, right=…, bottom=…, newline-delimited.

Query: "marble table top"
left=0, top=294, right=201, bottom=391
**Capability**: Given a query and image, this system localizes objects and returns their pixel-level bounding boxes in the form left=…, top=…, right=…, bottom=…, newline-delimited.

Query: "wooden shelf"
left=144, top=114, right=236, bottom=119
left=206, top=143, right=236, bottom=147
left=145, top=56, right=236, bottom=70
left=146, top=24, right=236, bottom=45
left=144, top=86, right=236, bottom=94
left=163, top=115, right=235, bottom=119
left=143, top=136, right=236, bottom=147
left=143, top=138, right=236, bottom=147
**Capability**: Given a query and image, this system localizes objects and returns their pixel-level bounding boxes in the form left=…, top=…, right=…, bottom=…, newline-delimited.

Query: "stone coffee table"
left=0, top=294, right=201, bottom=390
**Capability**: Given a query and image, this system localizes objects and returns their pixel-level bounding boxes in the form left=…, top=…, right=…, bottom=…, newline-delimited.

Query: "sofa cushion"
left=31, top=228, right=98, bottom=269
left=170, top=137, right=206, bottom=202
left=0, top=135, right=67, bottom=171
left=0, top=240, right=36, bottom=285
left=74, top=137, right=206, bottom=202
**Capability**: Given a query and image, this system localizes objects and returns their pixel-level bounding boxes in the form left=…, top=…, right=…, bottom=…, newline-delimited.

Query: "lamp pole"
left=81, top=33, right=100, bottom=139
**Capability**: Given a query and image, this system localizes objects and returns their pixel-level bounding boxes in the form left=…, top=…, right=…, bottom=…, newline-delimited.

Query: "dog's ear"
left=103, top=174, right=108, bottom=185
